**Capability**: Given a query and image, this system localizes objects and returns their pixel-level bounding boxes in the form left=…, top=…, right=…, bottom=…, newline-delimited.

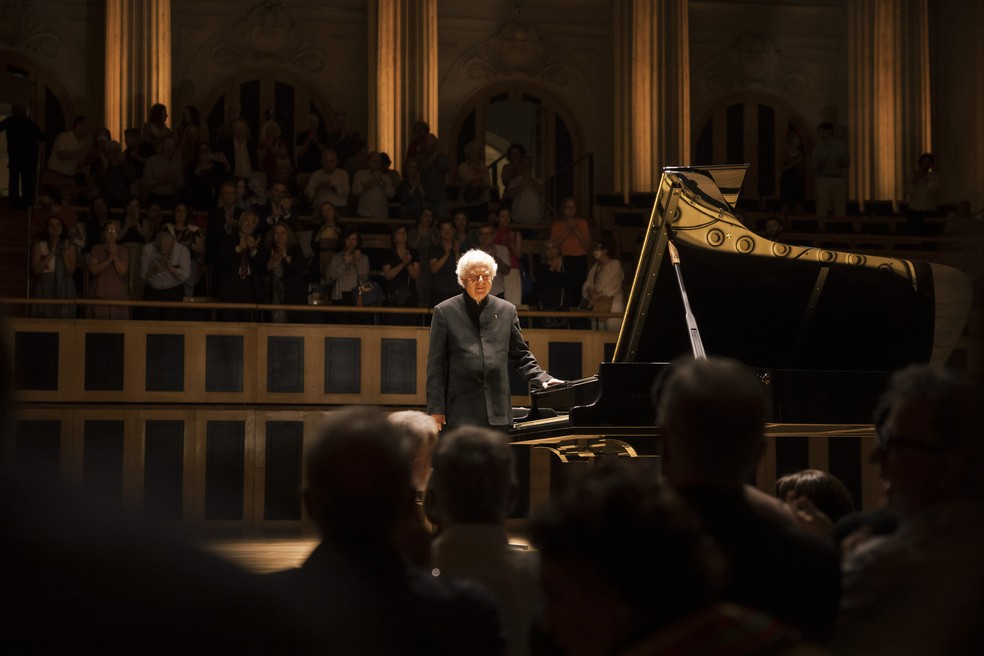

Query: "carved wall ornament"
left=0, top=0, right=62, bottom=59
left=697, top=33, right=813, bottom=100
left=211, top=0, right=325, bottom=73
left=465, top=18, right=571, bottom=87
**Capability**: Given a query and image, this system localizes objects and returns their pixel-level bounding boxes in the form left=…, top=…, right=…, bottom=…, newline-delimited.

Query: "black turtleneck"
left=463, top=292, right=488, bottom=331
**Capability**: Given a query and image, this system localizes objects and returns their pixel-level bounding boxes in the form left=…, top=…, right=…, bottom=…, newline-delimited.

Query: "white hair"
left=456, top=249, right=497, bottom=287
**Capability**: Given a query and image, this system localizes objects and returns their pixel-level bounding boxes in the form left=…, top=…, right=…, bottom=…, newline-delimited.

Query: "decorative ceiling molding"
left=464, top=18, right=572, bottom=87
left=0, top=0, right=63, bottom=59
left=696, top=33, right=816, bottom=101
left=211, top=1, right=326, bottom=74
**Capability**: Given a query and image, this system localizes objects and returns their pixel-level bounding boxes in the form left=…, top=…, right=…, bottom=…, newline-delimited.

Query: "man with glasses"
left=833, top=365, right=984, bottom=655
left=427, top=249, right=561, bottom=433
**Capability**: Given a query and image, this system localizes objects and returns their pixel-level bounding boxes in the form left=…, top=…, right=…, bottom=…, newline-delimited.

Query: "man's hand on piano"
left=542, top=377, right=564, bottom=388
left=430, top=414, right=446, bottom=432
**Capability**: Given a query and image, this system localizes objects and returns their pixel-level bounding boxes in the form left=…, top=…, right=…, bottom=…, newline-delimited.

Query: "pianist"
left=427, top=249, right=562, bottom=433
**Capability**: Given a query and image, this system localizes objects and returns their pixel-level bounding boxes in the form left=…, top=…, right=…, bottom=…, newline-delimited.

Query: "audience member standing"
left=30, top=216, right=77, bottom=318
left=351, top=151, right=395, bottom=219
left=141, top=135, right=183, bottom=209
left=86, top=220, right=129, bottom=319
left=217, top=117, right=257, bottom=182
left=457, top=140, right=491, bottom=220
left=140, top=230, right=190, bottom=320
left=216, top=211, right=262, bottom=320
left=0, top=104, right=45, bottom=211
left=294, top=113, right=328, bottom=190
left=417, top=134, right=450, bottom=219
left=305, top=149, right=349, bottom=211
left=581, top=241, right=624, bottom=332
left=549, top=197, right=591, bottom=311
left=810, top=121, right=850, bottom=219
left=44, top=115, right=90, bottom=204
left=905, top=152, right=940, bottom=235
left=653, top=356, right=842, bottom=643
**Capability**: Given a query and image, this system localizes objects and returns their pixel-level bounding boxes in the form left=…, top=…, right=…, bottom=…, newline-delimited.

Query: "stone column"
left=368, top=0, right=438, bottom=163
left=104, top=0, right=172, bottom=142
left=848, top=0, right=931, bottom=207
left=614, top=0, right=691, bottom=198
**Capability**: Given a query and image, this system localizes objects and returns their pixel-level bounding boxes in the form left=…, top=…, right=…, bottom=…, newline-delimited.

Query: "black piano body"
left=510, top=165, right=972, bottom=484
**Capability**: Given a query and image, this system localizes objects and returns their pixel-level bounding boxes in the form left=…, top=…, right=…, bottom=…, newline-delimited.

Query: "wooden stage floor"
left=202, top=537, right=319, bottom=574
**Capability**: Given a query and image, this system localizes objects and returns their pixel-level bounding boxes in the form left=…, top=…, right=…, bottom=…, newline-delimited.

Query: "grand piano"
left=510, top=165, right=972, bottom=465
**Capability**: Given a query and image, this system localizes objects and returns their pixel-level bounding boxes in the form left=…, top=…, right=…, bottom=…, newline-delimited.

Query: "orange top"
left=550, top=218, right=590, bottom=257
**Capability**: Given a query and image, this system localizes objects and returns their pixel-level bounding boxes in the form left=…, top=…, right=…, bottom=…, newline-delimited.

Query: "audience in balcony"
left=122, top=127, right=149, bottom=179
left=476, top=223, right=511, bottom=300
left=31, top=216, right=77, bottom=318
left=294, top=112, right=328, bottom=189
left=904, top=152, right=940, bottom=235
left=206, top=181, right=243, bottom=266
left=174, top=105, right=209, bottom=166
left=506, top=155, right=544, bottom=226
left=95, top=140, right=137, bottom=211
left=44, top=115, right=91, bottom=204
left=381, top=225, right=420, bottom=309
left=811, top=121, right=850, bottom=220
left=328, top=227, right=369, bottom=307
left=456, top=140, right=491, bottom=221
left=409, top=207, right=438, bottom=307
left=217, top=117, right=258, bottom=182
left=534, top=239, right=568, bottom=314
left=398, top=158, right=427, bottom=219
left=417, top=133, right=450, bottom=220
left=428, top=219, right=462, bottom=307
left=215, top=211, right=262, bottom=320
left=311, top=200, right=341, bottom=287
left=550, top=196, right=591, bottom=311
left=85, top=219, right=129, bottom=319
left=581, top=240, right=624, bottom=332
left=779, top=126, right=806, bottom=226
left=0, top=103, right=45, bottom=212
left=82, top=196, right=112, bottom=252
left=352, top=151, right=396, bottom=219
left=118, top=197, right=150, bottom=244
left=253, top=180, right=299, bottom=239
left=141, top=103, right=171, bottom=151
left=260, top=222, right=307, bottom=323
left=140, top=229, right=190, bottom=320
left=492, top=206, right=523, bottom=306
left=257, top=112, right=286, bottom=185
left=141, top=135, right=183, bottom=209
left=305, top=148, right=349, bottom=211
left=164, top=202, right=204, bottom=296
left=186, top=142, right=229, bottom=211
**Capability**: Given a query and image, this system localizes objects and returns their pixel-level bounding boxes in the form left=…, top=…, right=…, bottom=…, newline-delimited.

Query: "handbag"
left=388, top=281, right=415, bottom=307
left=355, top=279, right=385, bottom=306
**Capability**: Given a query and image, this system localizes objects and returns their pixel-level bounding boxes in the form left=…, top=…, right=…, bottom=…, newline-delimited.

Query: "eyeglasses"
left=871, top=428, right=948, bottom=460
left=466, top=273, right=492, bottom=284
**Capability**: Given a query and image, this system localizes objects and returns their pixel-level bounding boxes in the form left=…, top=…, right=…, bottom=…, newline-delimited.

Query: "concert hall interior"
left=2, top=1, right=983, bottom=653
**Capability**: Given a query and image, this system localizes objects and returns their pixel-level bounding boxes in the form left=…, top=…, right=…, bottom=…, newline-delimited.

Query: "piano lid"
left=613, top=165, right=972, bottom=371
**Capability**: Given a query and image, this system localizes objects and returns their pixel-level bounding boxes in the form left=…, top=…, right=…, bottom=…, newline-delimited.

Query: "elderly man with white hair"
left=427, top=249, right=561, bottom=433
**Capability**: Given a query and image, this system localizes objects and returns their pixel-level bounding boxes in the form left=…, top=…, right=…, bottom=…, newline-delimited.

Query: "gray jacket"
left=427, top=294, right=549, bottom=428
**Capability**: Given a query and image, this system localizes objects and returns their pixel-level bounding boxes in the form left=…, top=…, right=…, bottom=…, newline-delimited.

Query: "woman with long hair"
left=31, top=216, right=78, bottom=318
left=262, top=222, right=307, bottom=323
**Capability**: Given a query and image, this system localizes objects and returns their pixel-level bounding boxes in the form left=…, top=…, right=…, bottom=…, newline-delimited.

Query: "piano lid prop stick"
left=666, top=239, right=707, bottom=360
